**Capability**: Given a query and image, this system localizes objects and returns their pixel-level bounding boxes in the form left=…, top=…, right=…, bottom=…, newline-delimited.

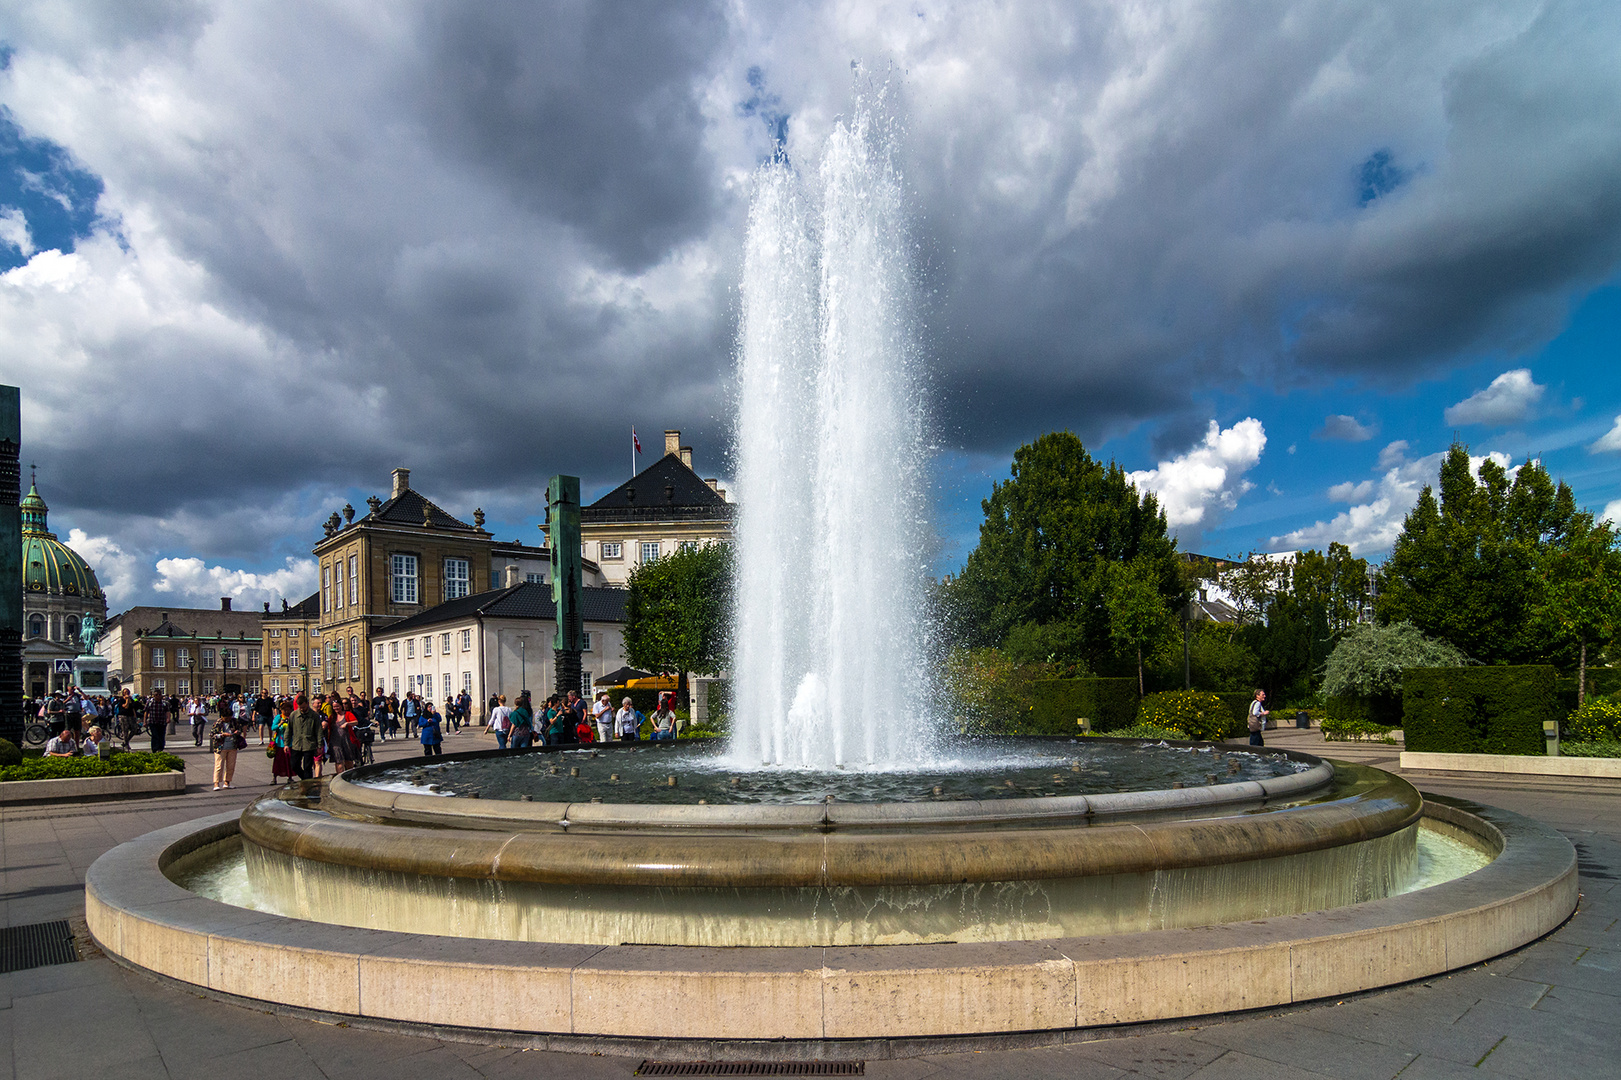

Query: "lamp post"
left=519, top=637, right=527, bottom=695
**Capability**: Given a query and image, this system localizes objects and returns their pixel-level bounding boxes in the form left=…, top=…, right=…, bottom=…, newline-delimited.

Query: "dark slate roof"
left=377, top=582, right=627, bottom=636
left=584, top=454, right=732, bottom=523
left=267, top=592, right=320, bottom=620
left=146, top=618, right=191, bottom=638
left=367, top=487, right=479, bottom=532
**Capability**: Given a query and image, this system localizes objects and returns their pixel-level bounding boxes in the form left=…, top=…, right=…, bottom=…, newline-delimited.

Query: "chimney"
left=504, top=564, right=521, bottom=588
left=704, top=478, right=719, bottom=491
left=392, top=467, right=411, bottom=497
left=679, top=446, right=692, bottom=469
left=221, top=598, right=232, bottom=612
left=664, top=429, right=680, bottom=457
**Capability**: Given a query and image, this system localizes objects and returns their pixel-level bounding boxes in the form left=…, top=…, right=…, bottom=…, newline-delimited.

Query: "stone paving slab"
left=0, top=733, right=1618, bottom=1078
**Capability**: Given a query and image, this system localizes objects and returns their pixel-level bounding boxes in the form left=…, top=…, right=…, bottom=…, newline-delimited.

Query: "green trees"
left=1320, top=622, right=1467, bottom=700
left=1535, top=512, right=1621, bottom=703
left=623, top=542, right=733, bottom=705
left=1378, top=444, right=1578, bottom=664
left=945, top=431, right=1186, bottom=674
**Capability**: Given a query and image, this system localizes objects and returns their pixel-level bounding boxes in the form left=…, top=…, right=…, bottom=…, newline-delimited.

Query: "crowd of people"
left=24, top=681, right=690, bottom=784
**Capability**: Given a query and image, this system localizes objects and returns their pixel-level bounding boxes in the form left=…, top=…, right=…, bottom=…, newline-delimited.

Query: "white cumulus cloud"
left=1128, top=418, right=1266, bottom=531
left=0, top=208, right=34, bottom=257
left=152, top=556, right=318, bottom=611
left=1444, top=369, right=1545, bottom=426
left=1602, top=500, right=1621, bottom=526
left=1589, top=414, right=1621, bottom=453
left=64, top=529, right=143, bottom=609
left=1275, top=444, right=1513, bottom=555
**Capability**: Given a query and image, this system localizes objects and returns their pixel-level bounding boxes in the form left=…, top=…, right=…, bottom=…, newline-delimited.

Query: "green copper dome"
left=21, top=480, right=103, bottom=600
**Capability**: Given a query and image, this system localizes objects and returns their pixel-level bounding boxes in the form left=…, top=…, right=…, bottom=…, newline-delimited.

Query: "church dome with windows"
left=21, top=480, right=104, bottom=601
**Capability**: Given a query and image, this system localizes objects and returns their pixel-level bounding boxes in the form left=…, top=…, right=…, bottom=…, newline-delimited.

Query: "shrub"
left=0, top=750, right=186, bottom=783
left=1559, top=740, right=1621, bottom=758
left=942, top=648, right=1054, bottom=734
left=1321, top=622, right=1466, bottom=699
left=1321, top=716, right=1399, bottom=743
left=1025, top=677, right=1139, bottom=734
left=1565, top=696, right=1621, bottom=743
left=1213, top=693, right=1255, bottom=738
left=1136, top=690, right=1230, bottom=741
left=1402, top=665, right=1555, bottom=756
left=0, top=738, right=20, bottom=768
left=1326, top=693, right=1403, bottom=728
left=1084, top=722, right=1187, bottom=741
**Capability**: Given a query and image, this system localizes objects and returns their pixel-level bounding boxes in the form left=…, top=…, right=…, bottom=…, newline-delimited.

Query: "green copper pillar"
left=0, top=387, right=20, bottom=744
left=547, top=475, right=583, bottom=695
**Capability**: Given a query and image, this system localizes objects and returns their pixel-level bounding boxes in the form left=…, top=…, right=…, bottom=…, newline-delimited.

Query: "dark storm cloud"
left=0, top=0, right=1618, bottom=604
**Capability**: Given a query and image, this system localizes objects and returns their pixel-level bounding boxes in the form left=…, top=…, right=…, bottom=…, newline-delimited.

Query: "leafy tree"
left=1147, top=621, right=1258, bottom=692
left=1536, top=512, right=1621, bottom=703
left=622, top=542, right=733, bottom=706
left=1378, top=444, right=1577, bottom=664
left=1106, top=559, right=1176, bottom=695
left=941, top=647, right=1054, bottom=734
left=1320, top=621, right=1468, bottom=700
left=946, top=431, right=1185, bottom=672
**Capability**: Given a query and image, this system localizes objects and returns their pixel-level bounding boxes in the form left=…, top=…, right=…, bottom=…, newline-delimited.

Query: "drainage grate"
left=636, top=1063, right=863, bottom=1077
left=0, top=920, right=80, bottom=974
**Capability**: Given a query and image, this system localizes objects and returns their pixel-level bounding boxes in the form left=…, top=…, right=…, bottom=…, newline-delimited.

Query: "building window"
left=269, top=629, right=281, bottom=638
left=222, top=650, right=239, bottom=670
left=349, top=636, right=359, bottom=680
left=289, top=675, right=300, bottom=691
left=462, top=671, right=472, bottom=694
left=391, top=641, right=399, bottom=660
left=270, top=678, right=280, bottom=694
left=28, top=614, right=42, bottom=637
left=526, top=572, right=545, bottom=584
left=406, top=639, right=414, bottom=659
left=322, top=565, right=331, bottom=612
left=201, top=648, right=215, bottom=668
left=440, top=633, right=451, bottom=654
left=392, top=677, right=399, bottom=694
left=270, top=649, right=281, bottom=668
left=349, top=554, right=359, bottom=605
left=460, top=629, right=471, bottom=652
left=248, top=650, right=260, bottom=669
left=422, top=636, right=432, bottom=657
left=391, top=554, right=419, bottom=604
left=444, top=672, right=452, bottom=698
left=581, top=631, right=593, bottom=651
left=289, top=649, right=300, bottom=668
left=177, top=648, right=191, bottom=667
left=202, top=678, right=214, bottom=694
left=178, top=679, right=191, bottom=696
left=445, top=558, right=470, bottom=600
left=152, top=648, right=166, bottom=668
left=376, top=644, right=385, bottom=663
left=336, top=558, right=345, bottom=610
left=152, top=679, right=166, bottom=694
left=289, top=628, right=300, bottom=638
left=66, top=616, right=80, bottom=641
left=640, top=541, right=660, bottom=563
left=600, top=542, right=622, bottom=560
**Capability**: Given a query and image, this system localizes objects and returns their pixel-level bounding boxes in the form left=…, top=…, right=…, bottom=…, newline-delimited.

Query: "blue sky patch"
left=1357, top=149, right=1406, bottom=206
left=0, top=109, right=104, bottom=271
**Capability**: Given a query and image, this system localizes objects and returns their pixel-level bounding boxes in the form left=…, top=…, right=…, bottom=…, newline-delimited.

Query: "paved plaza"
left=1, top=727, right=1617, bottom=1079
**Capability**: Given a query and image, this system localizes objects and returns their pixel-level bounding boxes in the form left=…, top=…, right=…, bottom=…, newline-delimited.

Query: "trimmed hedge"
left=1326, top=693, right=1402, bottom=728
left=0, top=751, right=186, bottom=783
left=1560, top=740, right=1621, bottom=758
left=1321, top=716, right=1399, bottom=743
left=1402, top=666, right=1555, bottom=756
left=1083, top=723, right=1186, bottom=741
left=1136, top=691, right=1231, bottom=741
left=1025, top=678, right=1139, bottom=734
left=1214, top=693, right=1255, bottom=738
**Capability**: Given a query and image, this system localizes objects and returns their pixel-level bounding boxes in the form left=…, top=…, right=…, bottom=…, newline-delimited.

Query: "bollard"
left=1544, top=720, right=1560, bottom=757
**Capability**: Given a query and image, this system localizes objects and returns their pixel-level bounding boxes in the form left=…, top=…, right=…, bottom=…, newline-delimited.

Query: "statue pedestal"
left=73, top=654, right=110, bottom=694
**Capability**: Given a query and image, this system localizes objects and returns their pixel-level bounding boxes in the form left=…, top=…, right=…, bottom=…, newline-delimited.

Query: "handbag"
left=234, top=732, right=248, bottom=750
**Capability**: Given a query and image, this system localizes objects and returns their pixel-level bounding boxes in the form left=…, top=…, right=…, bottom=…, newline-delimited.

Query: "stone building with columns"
left=20, top=477, right=109, bottom=699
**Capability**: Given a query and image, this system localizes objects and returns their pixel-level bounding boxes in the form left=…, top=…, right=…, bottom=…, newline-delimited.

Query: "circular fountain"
left=84, top=95, right=1576, bottom=1053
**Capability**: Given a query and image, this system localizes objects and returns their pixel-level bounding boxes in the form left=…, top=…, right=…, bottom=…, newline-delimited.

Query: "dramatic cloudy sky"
left=1, top=0, right=1619, bottom=611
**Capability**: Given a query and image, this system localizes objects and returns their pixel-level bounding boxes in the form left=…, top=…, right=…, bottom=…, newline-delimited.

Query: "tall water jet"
left=731, top=100, right=931, bottom=769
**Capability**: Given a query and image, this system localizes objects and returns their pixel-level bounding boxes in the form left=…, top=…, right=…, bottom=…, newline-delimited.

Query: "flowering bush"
left=1565, top=696, right=1621, bottom=743
left=1136, top=690, right=1230, bottom=742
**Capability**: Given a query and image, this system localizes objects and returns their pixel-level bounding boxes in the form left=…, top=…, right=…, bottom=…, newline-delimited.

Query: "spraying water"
left=729, top=97, right=933, bottom=769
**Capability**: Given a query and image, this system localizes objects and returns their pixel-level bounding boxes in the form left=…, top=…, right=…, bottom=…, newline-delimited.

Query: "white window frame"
left=152, top=647, right=166, bottom=669
left=222, top=649, right=239, bottom=670
left=201, top=678, right=214, bottom=694
left=152, top=679, right=166, bottom=694
left=392, top=641, right=399, bottom=660
left=600, top=541, right=622, bottom=560
left=270, top=678, right=280, bottom=694
left=406, top=639, right=414, bottom=659
left=248, top=649, right=260, bottom=669
left=444, top=558, right=470, bottom=600
left=349, top=554, right=359, bottom=606
left=322, top=565, right=331, bottom=612
left=289, top=649, right=300, bottom=668
left=581, top=631, right=593, bottom=651
left=422, top=635, right=432, bottom=657
left=639, top=541, right=660, bottom=564
left=460, top=629, right=471, bottom=652
left=336, top=558, right=345, bottom=610
left=443, top=672, right=452, bottom=698
left=391, top=553, right=419, bottom=604
left=440, top=633, right=451, bottom=654
left=176, top=647, right=191, bottom=668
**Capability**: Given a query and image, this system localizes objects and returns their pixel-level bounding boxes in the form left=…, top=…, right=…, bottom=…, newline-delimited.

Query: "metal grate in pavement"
left=0, top=920, right=81, bottom=973
left=636, top=1063, right=863, bottom=1077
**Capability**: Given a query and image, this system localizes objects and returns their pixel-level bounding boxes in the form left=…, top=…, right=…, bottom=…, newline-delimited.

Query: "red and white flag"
left=632, top=429, right=642, bottom=454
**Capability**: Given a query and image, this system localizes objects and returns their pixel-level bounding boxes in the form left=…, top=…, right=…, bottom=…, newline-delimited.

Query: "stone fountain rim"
left=83, top=795, right=1578, bottom=1050
left=327, top=735, right=1335, bottom=829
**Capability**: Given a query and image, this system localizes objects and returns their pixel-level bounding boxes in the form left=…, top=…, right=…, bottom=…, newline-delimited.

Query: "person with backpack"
left=418, top=700, right=444, bottom=757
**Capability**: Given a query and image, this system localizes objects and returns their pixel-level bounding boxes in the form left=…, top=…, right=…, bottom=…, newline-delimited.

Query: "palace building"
left=581, top=429, right=734, bottom=587
left=20, top=477, right=109, bottom=698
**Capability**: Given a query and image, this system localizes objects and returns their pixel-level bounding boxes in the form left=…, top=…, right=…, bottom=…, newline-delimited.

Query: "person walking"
left=269, top=700, right=293, bottom=784
left=254, top=691, right=275, bottom=745
left=487, top=695, right=512, bottom=750
left=1248, top=689, right=1270, bottom=747
left=371, top=687, right=390, bottom=741
left=287, top=696, right=321, bottom=781
left=402, top=693, right=419, bottom=738
left=143, top=691, right=170, bottom=753
left=210, top=704, right=244, bottom=790
left=418, top=701, right=444, bottom=757
left=508, top=696, right=534, bottom=750
left=593, top=692, right=614, bottom=742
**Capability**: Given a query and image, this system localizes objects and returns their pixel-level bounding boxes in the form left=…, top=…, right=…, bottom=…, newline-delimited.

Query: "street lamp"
left=519, top=637, right=527, bottom=695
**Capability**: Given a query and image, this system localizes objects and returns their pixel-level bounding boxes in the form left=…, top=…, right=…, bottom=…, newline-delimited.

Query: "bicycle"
left=22, top=721, right=52, bottom=747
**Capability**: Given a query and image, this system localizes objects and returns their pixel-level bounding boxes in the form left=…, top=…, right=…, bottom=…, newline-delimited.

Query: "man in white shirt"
left=487, top=695, right=512, bottom=751
left=593, top=692, right=614, bottom=742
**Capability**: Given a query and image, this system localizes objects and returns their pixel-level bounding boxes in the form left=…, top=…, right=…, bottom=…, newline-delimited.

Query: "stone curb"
left=0, top=769, right=186, bottom=804
left=84, top=796, right=1576, bottom=1048
left=1401, top=751, right=1621, bottom=779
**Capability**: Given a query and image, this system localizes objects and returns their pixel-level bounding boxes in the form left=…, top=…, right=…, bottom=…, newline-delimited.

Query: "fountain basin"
left=85, top=789, right=1574, bottom=1049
